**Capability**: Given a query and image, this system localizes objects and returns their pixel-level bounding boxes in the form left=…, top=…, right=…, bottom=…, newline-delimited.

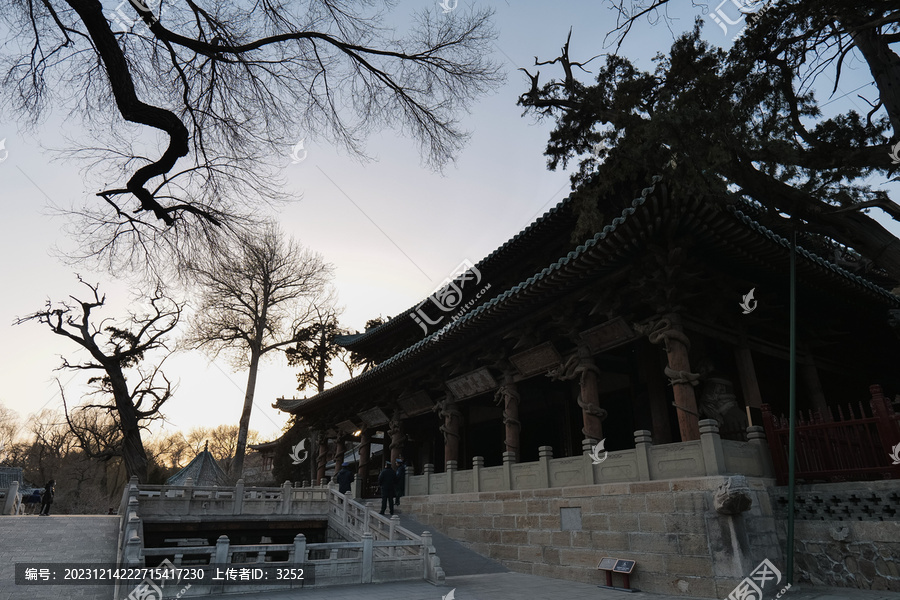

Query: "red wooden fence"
left=761, top=384, right=900, bottom=485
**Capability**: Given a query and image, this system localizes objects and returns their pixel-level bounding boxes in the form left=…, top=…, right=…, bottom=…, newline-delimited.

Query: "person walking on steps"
left=394, top=459, right=406, bottom=506
left=336, top=462, right=354, bottom=495
left=39, top=480, right=55, bottom=516
left=378, top=462, right=395, bottom=515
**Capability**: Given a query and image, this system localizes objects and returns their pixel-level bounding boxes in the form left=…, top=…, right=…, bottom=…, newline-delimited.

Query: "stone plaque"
left=357, top=407, right=389, bottom=427
left=509, top=342, right=562, bottom=376
left=580, top=317, right=636, bottom=353
left=560, top=506, right=583, bottom=531
left=446, top=368, right=497, bottom=399
left=397, top=391, right=433, bottom=417
left=597, top=557, right=617, bottom=571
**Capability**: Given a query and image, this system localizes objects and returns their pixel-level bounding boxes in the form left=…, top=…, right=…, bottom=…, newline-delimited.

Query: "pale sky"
left=1, top=1, right=895, bottom=445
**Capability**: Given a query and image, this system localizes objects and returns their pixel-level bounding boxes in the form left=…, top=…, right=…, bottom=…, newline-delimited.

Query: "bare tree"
left=1, top=0, right=502, bottom=272
left=0, top=404, right=23, bottom=464
left=186, top=225, right=331, bottom=478
left=15, top=278, right=182, bottom=482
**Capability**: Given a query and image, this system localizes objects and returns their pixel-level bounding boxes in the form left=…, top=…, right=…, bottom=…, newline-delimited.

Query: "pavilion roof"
left=165, top=446, right=229, bottom=486
left=277, top=177, right=900, bottom=418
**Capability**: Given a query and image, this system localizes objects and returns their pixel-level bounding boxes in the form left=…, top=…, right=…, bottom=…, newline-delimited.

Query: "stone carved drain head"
left=714, top=475, right=753, bottom=515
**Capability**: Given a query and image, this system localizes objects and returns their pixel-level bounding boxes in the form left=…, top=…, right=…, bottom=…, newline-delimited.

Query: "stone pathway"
left=0, top=515, right=119, bottom=600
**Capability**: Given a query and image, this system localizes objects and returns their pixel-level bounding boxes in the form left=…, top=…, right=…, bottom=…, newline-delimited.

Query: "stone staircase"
left=0, top=515, right=119, bottom=600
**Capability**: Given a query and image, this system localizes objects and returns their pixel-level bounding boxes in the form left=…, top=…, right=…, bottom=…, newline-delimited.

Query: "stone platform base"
left=404, top=476, right=782, bottom=598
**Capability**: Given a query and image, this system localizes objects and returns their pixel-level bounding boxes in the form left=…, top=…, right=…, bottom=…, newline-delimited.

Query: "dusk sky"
left=1, top=0, right=894, bottom=445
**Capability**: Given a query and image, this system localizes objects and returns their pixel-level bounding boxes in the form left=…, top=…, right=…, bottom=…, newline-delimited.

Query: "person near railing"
left=336, top=462, right=354, bottom=494
left=39, top=480, right=55, bottom=516
left=377, top=462, right=396, bottom=516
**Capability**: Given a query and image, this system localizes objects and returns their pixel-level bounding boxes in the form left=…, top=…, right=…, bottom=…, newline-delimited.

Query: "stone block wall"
left=770, top=481, right=900, bottom=591
left=404, top=475, right=782, bottom=598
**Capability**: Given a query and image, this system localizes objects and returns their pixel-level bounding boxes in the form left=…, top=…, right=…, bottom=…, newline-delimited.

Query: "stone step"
left=393, top=510, right=507, bottom=577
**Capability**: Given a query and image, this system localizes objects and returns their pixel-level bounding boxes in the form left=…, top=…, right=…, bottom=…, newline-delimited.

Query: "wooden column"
left=638, top=339, right=672, bottom=444
left=357, top=429, right=371, bottom=492
left=333, top=436, right=347, bottom=470
left=494, top=373, right=521, bottom=462
left=801, top=361, right=830, bottom=421
left=734, top=345, right=763, bottom=411
left=435, top=394, right=462, bottom=467
left=666, top=315, right=700, bottom=441
left=316, top=436, right=328, bottom=484
left=388, top=413, right=405, bottom=465
left=642, top=313, right=700, bottom=441
left=576, top=347, right=606, bottom=444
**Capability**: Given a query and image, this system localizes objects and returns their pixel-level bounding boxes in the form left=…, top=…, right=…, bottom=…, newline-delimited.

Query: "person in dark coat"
left=335, top=462, right=354, bottom=494
left=394, top=459, right=406, bottom=505
left=39, top=480, right=55, bottom=516
left=377, top=462, right=396, bottom=515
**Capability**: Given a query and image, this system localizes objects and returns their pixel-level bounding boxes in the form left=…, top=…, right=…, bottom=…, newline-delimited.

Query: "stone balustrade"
left=113, top=480, right=444, bottom=595
left=408, top=422, right=773, bottom=496
left=135, top=478, right=330, bottom=517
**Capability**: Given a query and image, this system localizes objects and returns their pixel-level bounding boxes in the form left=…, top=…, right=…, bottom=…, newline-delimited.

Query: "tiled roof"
left=276, top=177, right=900, bottom=415
left=165, top=450, right=229, bottom=486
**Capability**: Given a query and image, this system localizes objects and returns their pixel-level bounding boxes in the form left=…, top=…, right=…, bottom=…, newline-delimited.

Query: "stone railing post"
left=124, top=532, right=143, bottom=566
left=472, top=456, right=483, bottom=492
left=389, top=515, right=400, bottom=557
left=364, top=502, right=372, bottom=531
left=233, top=479, right=244, bottom=515
left=502, top=451, right=515, bottom=491
left=634, top=430, right=653, bottom=481
left=342, top=491, right=349, bottom=525
left=423, top=464, right=434, bottom=495
left=214, top=535, right=230, bottom=564
left=538, top=446, right=552, bottom=488
left=3, top=480, right=19, bottom=515
left=421, top=531, right=445, bottom=584
left=292, top=533, right=306, bottom=564
left=699, top=419, right=727, bottom=475
left=281, top=480, right=292, bottom=514
left=446, top=460, right=457, bottom=494
left=361, top=533, right=374, bottom=583
left=746, top=425, right=775, bottom=478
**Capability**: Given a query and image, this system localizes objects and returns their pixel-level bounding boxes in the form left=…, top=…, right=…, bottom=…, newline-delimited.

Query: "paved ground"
left=0, top=514, right=119, bottom=600
left=218, top=572, right=900, bottom=600
left=2, top=513, right=898, bottom=600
